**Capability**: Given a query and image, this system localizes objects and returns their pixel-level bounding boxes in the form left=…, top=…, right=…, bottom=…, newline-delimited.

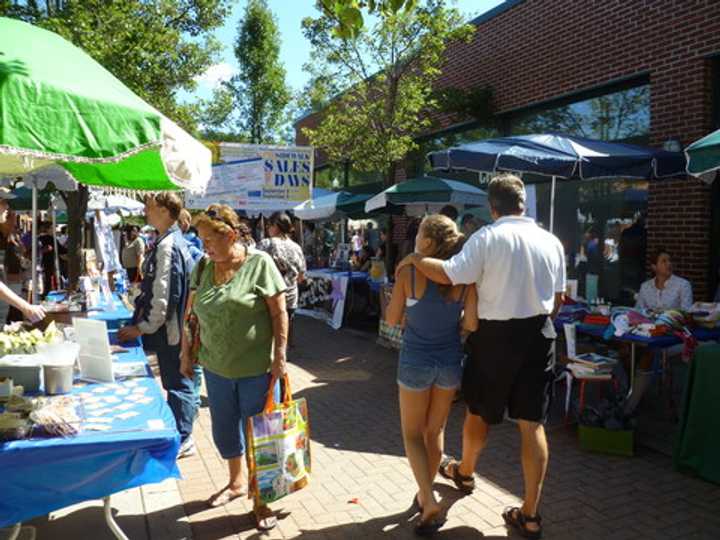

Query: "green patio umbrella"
left=364, top=176, right=487, bottom=213
left=686, top=128, right=720, bottom=177
left=0, top=17, right=211, bottom=192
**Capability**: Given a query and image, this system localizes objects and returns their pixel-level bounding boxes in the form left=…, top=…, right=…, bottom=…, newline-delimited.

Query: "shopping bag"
left=247, top=374, right=311, bottom=505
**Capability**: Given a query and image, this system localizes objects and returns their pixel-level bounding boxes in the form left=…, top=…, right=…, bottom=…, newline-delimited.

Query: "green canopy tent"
left=0, top=17, right=211, bottom=193
left=364, top=175, right=488, bottom=214
left=0, top=17, right=211, bottom=300
left=686, top=128, right=720, bottom=179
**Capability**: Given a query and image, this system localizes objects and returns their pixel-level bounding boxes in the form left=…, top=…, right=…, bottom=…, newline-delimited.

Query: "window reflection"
left=511, top=85, right=650, bottom=144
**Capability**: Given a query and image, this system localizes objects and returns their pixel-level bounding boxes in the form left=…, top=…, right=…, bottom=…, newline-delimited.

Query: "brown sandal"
left=254, top=504, right=277, bottom=531
left=502, top=507, right=542, bottom=539
left=207, top=486, right=246, bottom=508
left=438, top=456, right=475, bottom=494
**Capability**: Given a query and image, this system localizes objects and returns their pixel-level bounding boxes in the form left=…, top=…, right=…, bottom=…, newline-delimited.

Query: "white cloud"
left=195, top=62, right=237, bottom=89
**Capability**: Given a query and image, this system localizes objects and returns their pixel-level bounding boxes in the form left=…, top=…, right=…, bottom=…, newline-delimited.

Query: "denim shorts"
left=204, top=369, right=280, bottom=459
left=397, top=348, right=464, bottom=391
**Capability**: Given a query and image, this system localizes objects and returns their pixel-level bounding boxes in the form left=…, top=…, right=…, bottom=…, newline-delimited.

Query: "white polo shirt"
left=443, top=215, right=566, bottom=320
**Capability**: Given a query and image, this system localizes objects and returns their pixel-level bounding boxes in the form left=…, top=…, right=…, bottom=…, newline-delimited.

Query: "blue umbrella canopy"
left=428, top=133, right=686, bottom=180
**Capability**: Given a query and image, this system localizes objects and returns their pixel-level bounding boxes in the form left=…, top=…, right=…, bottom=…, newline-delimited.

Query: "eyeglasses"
left=206, top=209, right=236, bottom=229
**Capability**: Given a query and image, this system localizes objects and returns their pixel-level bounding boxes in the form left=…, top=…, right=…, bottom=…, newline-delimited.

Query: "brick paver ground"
left=176, top=317, right=720, bottom=540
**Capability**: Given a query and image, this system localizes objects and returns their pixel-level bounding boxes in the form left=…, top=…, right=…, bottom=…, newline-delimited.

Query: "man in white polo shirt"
left=397, top=174, right=565, bottom=539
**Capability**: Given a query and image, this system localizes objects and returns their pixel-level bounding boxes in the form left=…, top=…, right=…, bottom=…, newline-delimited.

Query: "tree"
left=0, top=0, right=230, bottom=286
left=301, top=0, right=474, bottom=187
left=318, top=0, right=418, bottom=38
left=208, top=0, right=291, bottom=144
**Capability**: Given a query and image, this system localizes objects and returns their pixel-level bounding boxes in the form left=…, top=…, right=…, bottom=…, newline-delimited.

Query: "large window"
left=511, top=85, right=650, bottom=144
left=314, top=164, right=383, bottom=189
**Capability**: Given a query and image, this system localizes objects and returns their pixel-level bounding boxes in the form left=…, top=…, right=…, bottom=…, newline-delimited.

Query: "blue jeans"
left=193, top=364, right=203, bottom=411
left=204, top=369, right=279, bottom=459
left=143, top=327, right=197, bottom=442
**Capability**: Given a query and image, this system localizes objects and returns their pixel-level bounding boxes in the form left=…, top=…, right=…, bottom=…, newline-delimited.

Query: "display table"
left=674, top=343, right=720, bottom=484
left=297, top=269, right=371, bottom=329
left=556, top=321, right=720, bottom=395
left=0, top=335, right=180, bottom=538
left=43, top=291, right=134, bottom=330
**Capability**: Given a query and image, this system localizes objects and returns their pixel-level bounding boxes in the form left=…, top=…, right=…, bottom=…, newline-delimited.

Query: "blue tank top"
left=402, top=267, right=465, bottom=354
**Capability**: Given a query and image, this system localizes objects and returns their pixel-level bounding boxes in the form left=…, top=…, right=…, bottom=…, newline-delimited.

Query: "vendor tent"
left=294, top=191, right=372, bottom=221
left=428, top=133, right=686, bottom=232
left=0, top=17, right=210, bottom=193
left=0, top=17, right=211, bottom=300
left=364, top=176, right=487, bottom=213
left=686, top=128, right=720, bottom=179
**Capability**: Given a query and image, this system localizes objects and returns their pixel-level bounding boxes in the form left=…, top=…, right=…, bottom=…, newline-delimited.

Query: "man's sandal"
left=502, top=507, right=542, bottom=539
left=438, top=456, right=475, bottom=494
left=254, top=505, right=277, bottom=531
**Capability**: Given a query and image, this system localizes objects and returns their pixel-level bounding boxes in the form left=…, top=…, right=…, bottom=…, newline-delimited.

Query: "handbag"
left=183, top=256, right=208, bottom=363
left=247, top=374, right=311, bottom=505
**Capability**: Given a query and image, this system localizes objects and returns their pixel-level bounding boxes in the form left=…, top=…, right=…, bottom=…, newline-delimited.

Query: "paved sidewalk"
left=14, top=317, right=720, bottom=539
left=177, top=318, right=720, bottom=540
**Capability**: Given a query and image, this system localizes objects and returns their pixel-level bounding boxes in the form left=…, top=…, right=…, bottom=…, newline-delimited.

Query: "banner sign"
left=186, top=144, right=313, bottom=214
left=296, top=270, right=348, bottom=330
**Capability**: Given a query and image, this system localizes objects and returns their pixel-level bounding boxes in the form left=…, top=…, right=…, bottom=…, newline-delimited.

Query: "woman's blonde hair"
left=419, top=214, right=465, bottom=299
left=193, top=204, right=240, bottom=235
left=420, top=214, right=465, bottom=261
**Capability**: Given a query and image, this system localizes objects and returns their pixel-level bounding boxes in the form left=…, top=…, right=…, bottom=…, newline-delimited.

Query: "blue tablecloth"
left=45, top=291, right=133, bottom=329
left=310, top=268, right=369, bottom=283
left=568, top=323, right=720, bottom=349
left=0, top=339, right=180, bottom=527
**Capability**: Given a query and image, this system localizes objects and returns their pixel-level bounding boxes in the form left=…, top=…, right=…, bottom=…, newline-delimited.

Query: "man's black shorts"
left=462, top=315, right=555, bottom=425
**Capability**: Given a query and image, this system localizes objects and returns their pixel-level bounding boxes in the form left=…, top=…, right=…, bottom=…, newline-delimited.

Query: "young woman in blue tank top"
left=386, top=215, right=478, bottom=535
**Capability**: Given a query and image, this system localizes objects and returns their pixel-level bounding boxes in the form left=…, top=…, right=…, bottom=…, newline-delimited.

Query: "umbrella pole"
left=52, top=199, right=61, bottom=290
left=31, top=186, right=38, bottom=303
left=549, top=175, right=557, bottom=234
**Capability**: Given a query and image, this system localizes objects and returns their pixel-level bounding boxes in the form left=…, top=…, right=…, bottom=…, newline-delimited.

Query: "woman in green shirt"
left=180, top=204, right=288, bottom=531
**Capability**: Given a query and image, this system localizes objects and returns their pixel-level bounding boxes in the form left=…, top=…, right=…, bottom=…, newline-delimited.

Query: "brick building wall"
left=296, top=0, right=720, bottom=297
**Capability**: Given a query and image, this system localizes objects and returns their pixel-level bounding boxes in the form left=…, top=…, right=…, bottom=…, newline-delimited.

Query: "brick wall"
left=296, top=0, right=720, bottom=296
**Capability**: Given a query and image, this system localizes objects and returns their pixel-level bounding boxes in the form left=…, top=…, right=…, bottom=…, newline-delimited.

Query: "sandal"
left=438, top=456, right=475, bottom=494
left=207, top=486, right=246, bottom=508
left=415, top=512, right=446, bottom=537
left=412, top=493, right=423, bottom=513
left=254, top=504, right=278, bottom=531
left=502, top=506, right=542, bottom=539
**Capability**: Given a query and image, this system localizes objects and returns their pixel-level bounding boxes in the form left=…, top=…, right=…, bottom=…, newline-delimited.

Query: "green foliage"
left=301, top=0, right=474, bottom=185
left=220, top=0, right=291, bottom=143
left=318, top=0, right=418, bottom=38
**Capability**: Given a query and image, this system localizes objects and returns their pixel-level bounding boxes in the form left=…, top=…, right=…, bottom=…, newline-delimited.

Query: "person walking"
left=121, top=225, right=145, bottom=283
left=180, top=204, right=288, bottom=531
left=178, top=208, right=204, bottom=263
left=387, top=214, right=477, bottom=535
left=397, top=174, right=565, bottom=540
left=118, top=193, right=197, bottom=458
left=257, top=212, right=305, bottom=339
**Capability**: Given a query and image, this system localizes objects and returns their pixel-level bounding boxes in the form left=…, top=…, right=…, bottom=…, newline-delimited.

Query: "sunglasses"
left=206, top=209, right=236, bottom=229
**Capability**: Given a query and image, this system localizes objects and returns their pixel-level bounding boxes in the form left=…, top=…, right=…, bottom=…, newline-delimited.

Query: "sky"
left=187, top=0, right=504, bottom=104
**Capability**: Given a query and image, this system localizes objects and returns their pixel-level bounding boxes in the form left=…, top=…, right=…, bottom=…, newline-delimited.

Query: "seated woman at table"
left=625, top=249, right=693, bottom=414
left=635, top=249, right=693, bottom=312
left=180, top=204, right=287, bottom=531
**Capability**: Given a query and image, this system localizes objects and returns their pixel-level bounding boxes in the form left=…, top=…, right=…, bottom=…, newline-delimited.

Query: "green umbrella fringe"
left=0, top=140, right=161, bottom=167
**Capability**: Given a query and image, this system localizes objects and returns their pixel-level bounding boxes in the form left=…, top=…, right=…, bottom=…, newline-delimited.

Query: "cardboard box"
left=578, top=425, right=634, bottom=456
